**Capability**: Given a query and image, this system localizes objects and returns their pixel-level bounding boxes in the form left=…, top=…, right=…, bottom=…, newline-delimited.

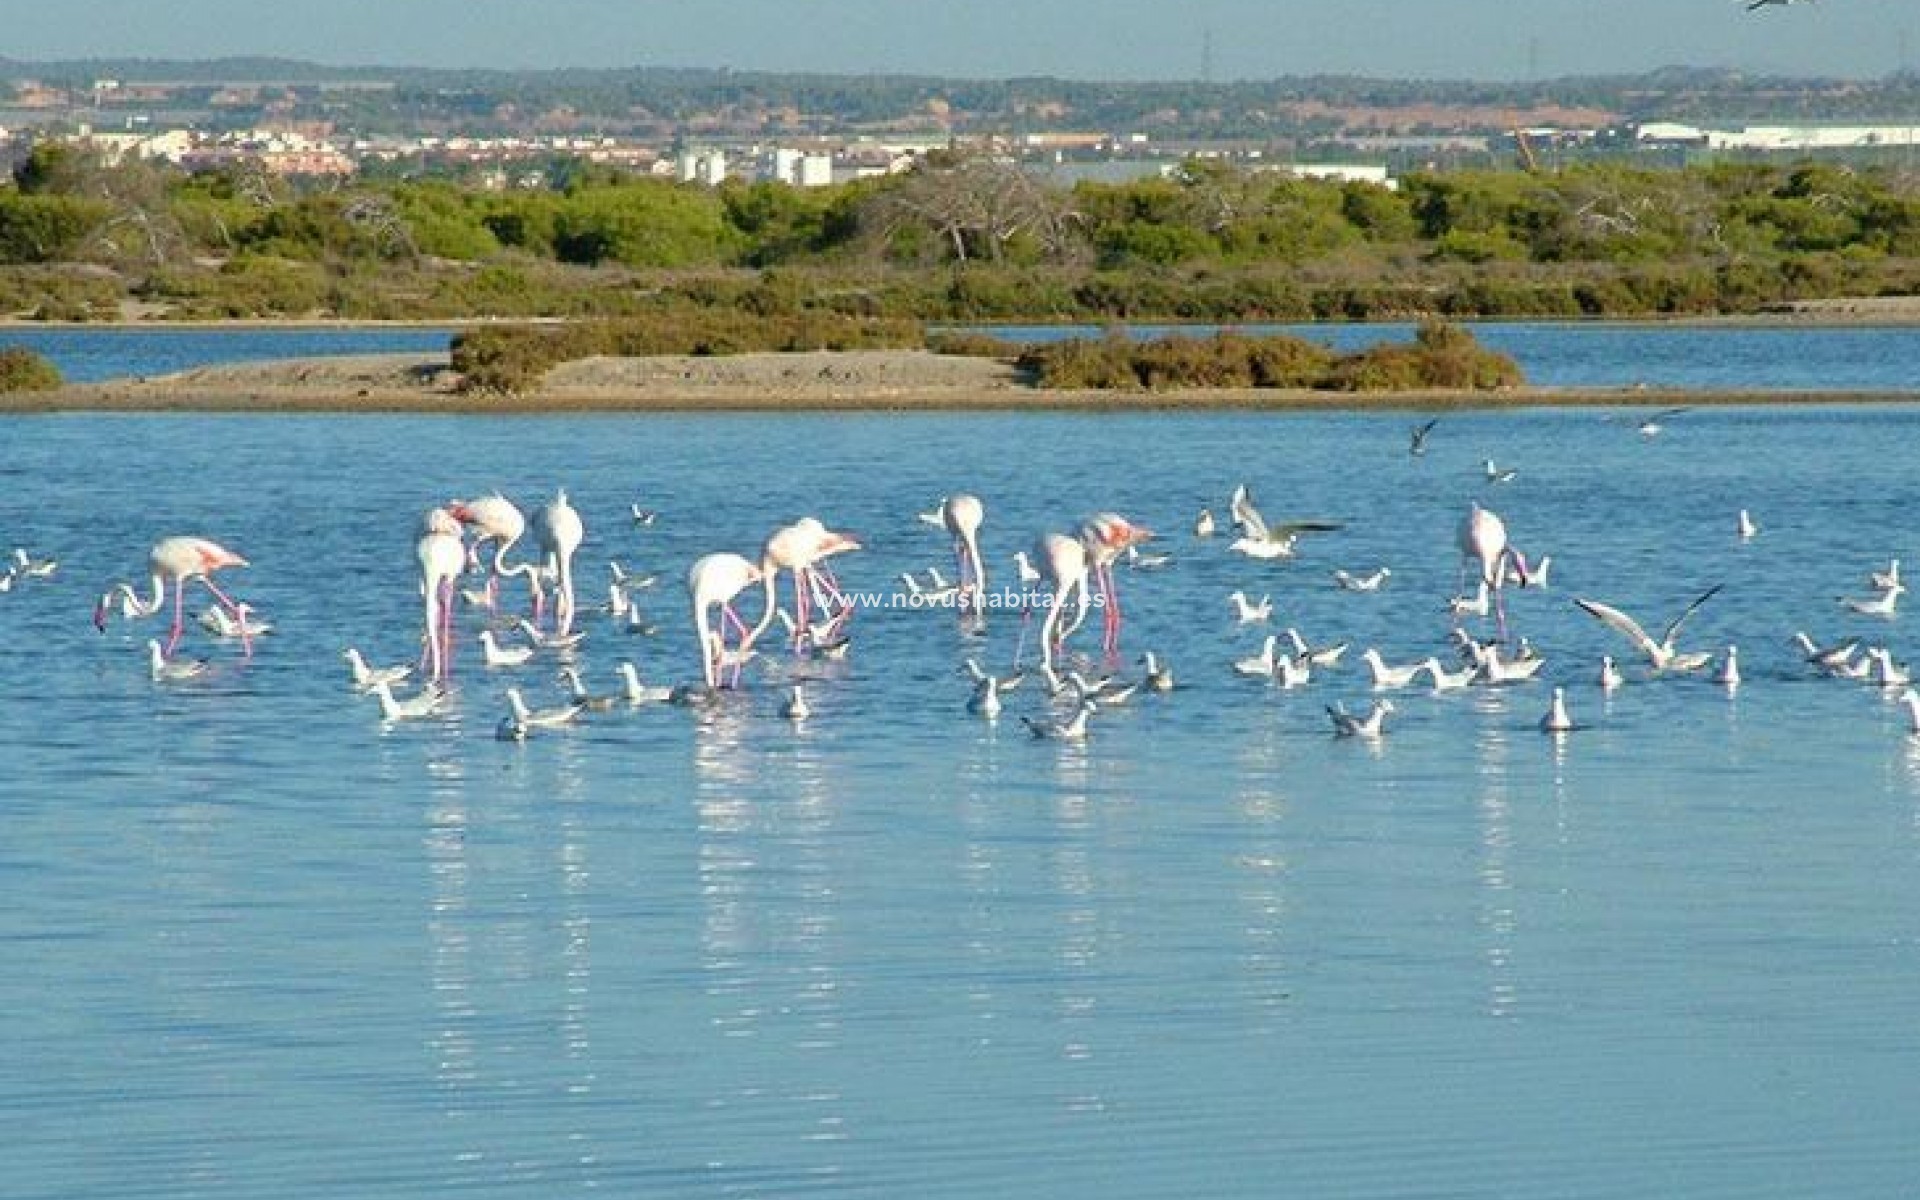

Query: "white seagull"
left=1871, top=559, right=1902, bottom=592
left=1332, top=567, right=1391, bottom=593
left=616, top=662, right=675, bottom=705
left=1840, top=581, right=1904, bottom=619
left=343, top=647, right=413, bottom=691
left=1716, top=646, right=1741, bottom=690
left=1479, top=646, right=1549, bottom=685
left=1227, top=484, right=1341, bottom=560
left=1140, top=651, right=1175, bottom=693
left=1574, top=585, right=1723, bottom=673
left=478, top=629, right=536, bottom=668
left=1540, top=687, right=1574, bottom=733
left=779, top=685, right=812, bottom=721
left=147, top=639, right=210, bottom=682
left=1598, top=655, right=1625, bottom=692
left=1793, top=632, right=1859, bottom=673
left=1228, top=591, right=1273, bottom=623
left=1328, top=699, right=1393, bottom=739
left=1900, top=688, right=1920, bottom=735
left=1023, top=700, right=1096, bottom=741
left=1360, top=648, right=1425, bottom=690
left=1737, top=510, right=1759, bottom=542
left=1234, top=635, right=1279, bottom=678
left=370, top=679, right=446, bottom=721
left=1447, top=580, right=1491, bottom=619
left=1286, top=628, right=1349, bottom=668
left=1484, top=459, right=1518, bottom=484
left=1421, top=657, right=1477, bottom=692
left=506, top=686, right=582, bottom=729
left=968, top=675, right=1003, bottom=719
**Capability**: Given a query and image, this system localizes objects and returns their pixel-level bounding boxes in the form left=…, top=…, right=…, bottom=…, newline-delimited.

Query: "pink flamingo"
left=1080, top=512, right=1153, bottom=656
left=751, top=518, right=862, bottom=651
left=689, top=552, right=766, bottom=688
left=534, top=489, right=585, bottom=637
left=942, top=494, right=988, bottom=615
left=1458, top=503, right=1528, bottom=640
left=448, top=493, right=543, bottom=615
left=418, top=508, right=466, bottom=683
left=1032, top=532, right=1091, bottom=675
left=94, top=536, right=253, bottom=659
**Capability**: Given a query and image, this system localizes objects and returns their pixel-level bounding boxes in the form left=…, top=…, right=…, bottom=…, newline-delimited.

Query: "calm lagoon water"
left=4, top=330, right=1920, bottom=1197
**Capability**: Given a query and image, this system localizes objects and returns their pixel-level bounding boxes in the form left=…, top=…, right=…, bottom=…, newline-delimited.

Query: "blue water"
left=5, top=320, right=1920, bottom=390
left=0, top=325, right=453, bottom=383
left=988, top=321, right=1920, bottom=391
left=5, top=346, right=1920, bottom=1196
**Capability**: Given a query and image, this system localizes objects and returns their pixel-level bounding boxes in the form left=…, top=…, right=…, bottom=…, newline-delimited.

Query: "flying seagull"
left=1227, top=484, right=1341, bottom=560
left=1574, top=585, right=1724, bottom=673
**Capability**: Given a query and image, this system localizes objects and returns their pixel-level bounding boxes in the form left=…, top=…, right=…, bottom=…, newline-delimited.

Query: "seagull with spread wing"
left=1574, top=585, right=1724, bottom=673
left=1227, top=484, right=1341, bottom=561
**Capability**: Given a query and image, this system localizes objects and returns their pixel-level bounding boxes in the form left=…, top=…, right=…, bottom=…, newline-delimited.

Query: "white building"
left=676, top=148, right=727, bottom=186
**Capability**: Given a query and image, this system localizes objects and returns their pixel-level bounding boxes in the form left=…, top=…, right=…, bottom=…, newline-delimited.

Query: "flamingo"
left=95, top=536, right=253, bottom=659
left=417, top=508, right=466, bottom=683
left=1081, top=512, right=1152, bottom=655
left=1032, top=532, right=1090, bottom=675
left=1458, top=504, right=1527, bottom=639
left=534, top=489, right=585, bottom=637
left=752, top=518, right=863, bottom=652
left=689, top=552, right=765, bottom=689
left=941, top=494, right=988, bottom=615
left=449, top=493, right=543, bottom=615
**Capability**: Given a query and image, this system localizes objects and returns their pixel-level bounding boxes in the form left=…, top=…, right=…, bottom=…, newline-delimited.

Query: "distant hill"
left=2, top=58, right=1916, bottom=139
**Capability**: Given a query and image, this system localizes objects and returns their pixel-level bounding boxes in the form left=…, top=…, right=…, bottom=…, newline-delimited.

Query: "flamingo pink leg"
left=199, top=578, right=253, bottom=659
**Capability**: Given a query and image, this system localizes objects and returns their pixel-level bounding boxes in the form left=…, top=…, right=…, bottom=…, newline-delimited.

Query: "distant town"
left=1, top=59, right=1918, bottom=190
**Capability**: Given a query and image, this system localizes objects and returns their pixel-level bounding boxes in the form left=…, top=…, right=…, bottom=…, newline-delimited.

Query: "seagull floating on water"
left=148, top=639, right=210, bottom=682
left=1737, top=510, right=1759, bottom=542
left=479, top=629, right=536, bottom=668
left=1716, top=646, right=1741, bottom=690
left=1286, top=628, right=1348, bottom=668
left=1840, top=581, right=1904, bottom=619
left=1193, top=509, right=1216, bottom=539
left=1234, top=635, right=1279, bottom=678
left=1421, top=657, right=1477, bottom=692
left=616, top=662, right=674, bottom=705
left=1479, top=645, right=1549, bottom=685
left=1360, top=648, right=1424, bottom=690
left=1598, top=655, right=1625, bottom=692
left=1794, top=632, right=1859, bottom=674
left=1540, top=687, right=1574, bottom=733
left=1328, top=699, right=1393, bottom=739
left=1484, top=459, right=1518, bottom=484
left=1332, top=567, right=1391, bottom=593
left=1871, top=559, right=1902, bottom=592
left=1023, top=700, right=1096, bottom=741
left=967, top=675, right=1002, bottom=718
left=370, top=679, right=446, bottom=721
left=1140, top=651, right=1175, bottom=693
left=1448, top=580, right=1491, bottom=619
left=779, top=685, right=812, bottom=721
left=343, top=647, right=412, bottom=691
left=506, top=686, right=582, bottom=729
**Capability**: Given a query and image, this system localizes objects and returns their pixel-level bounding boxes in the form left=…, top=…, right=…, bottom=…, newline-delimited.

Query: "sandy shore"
left=7, top=347, right=1919, bottom=414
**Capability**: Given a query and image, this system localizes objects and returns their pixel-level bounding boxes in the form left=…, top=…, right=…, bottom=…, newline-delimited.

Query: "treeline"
left=4, top=144, right=1919, bottom=323
left=13, top=60, right=1920, bottom=135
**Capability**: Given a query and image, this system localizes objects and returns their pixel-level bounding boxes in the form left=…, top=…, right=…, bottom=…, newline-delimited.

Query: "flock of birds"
left=53, top=406, right=1920, bottom=750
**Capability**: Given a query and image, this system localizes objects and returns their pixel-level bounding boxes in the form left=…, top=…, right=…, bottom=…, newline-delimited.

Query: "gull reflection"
left=422, top=752, right=479, bottom=1182
left=1233, top=785, right=1292, bottom=1028
left=1475, top=712, right=1518, bottom=1020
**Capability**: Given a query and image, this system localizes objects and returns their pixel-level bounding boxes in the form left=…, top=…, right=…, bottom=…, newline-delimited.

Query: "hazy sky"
left=0, top=0, right=1914, bottom=80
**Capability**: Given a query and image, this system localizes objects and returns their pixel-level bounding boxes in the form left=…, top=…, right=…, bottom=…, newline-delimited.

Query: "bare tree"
left=865, top=152, right=1081, bottom=263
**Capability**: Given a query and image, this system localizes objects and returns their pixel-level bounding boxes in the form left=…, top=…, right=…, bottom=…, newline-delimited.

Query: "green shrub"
left=0, top=347, right=63, bottom=391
